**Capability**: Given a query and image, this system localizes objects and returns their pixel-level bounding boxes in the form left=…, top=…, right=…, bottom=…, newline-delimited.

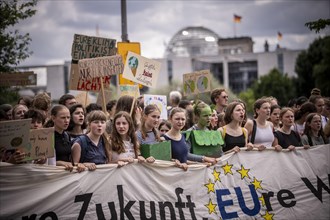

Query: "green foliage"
left=305, top=19, right=330, bottom=33
left=238, top=88, right=255, bottom=115
left=252, top=68, right=295, bottom=106
left=0, top=0, right=37, bottom=72
left=294, top=36, right=330, bottom=97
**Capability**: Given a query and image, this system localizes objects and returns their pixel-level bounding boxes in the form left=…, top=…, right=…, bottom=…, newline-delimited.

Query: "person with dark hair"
left=24, top=109, right=46, bottom=129
left=210, top=88, right=228, bottom=114
left=269, top=104, right=281, bottom=131
left=18, top=96, right=33, bottom=108
left=301, top=113, right=329, bottom=146
left=244, top=98, right=277, bottom=150
left=219, top=102, right=253, bottom=153
left=59, top=94, right=77, bottom=108
left=85, top=103, right=102, bottom=114
left=106, top=99, right=117, bottom=121
left=67, top=104, right=86, bottom=140
left=295, top=96, right=308, bottom=110
left=159, top=120, right=171, bottom=136
left=178, top=99, right=194, bottom=131
left=114, top=95, right=142, bottom=130
left=293, top=102, right=317, bottom=136
left=0, top=104, right=12, bottom=120
left=287, top=98, right=297, bottom=110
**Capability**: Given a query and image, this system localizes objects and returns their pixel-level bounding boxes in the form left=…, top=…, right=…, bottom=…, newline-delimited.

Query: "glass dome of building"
left=165, top=26, right=220, bottom=57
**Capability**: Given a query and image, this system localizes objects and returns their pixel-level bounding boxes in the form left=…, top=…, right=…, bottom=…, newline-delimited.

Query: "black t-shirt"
left=54, top=131, right=72, bottom=162
left=274, top=130, right=302, bottom=149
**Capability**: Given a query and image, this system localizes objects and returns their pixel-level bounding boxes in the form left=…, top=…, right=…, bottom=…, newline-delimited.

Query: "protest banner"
left=119, top=84, right=140, bottom=98
left=0, top=72, right=37, bottom=87
left=144, top=94, right=167, bottom=119
left=23, top=127, right=55, bottom=161
left=69, top=34, right=117, bottom=91
left=1, top=145, right=329, bottom=219
left=0, top=119, right=31, bottom=151
left=122, top=51, right=161, bottom=88
left=183, top=70, right=211, bottom=96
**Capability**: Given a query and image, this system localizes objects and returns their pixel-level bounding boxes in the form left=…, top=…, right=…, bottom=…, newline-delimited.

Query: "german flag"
left=234, top=14, right=242, bottom=23
left=277, top=32, right=283, bottom=40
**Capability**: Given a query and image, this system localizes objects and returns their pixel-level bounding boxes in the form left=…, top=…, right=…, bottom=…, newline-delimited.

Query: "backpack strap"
left=250, top=119, right=257, bottom=144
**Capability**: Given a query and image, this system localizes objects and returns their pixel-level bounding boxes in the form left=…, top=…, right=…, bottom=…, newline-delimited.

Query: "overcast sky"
left=14, top=0, right=330, bottom=66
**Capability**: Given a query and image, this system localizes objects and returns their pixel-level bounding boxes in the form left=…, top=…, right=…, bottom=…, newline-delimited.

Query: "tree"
left=0, top=0, right=37, bottom=72
left=305, top=19, right=330, bottom=33
left=294, top=36, right=330, bottom=97
left=252, top=68, right=295, bottom=106
left=0, top=0, right=37, bottom=105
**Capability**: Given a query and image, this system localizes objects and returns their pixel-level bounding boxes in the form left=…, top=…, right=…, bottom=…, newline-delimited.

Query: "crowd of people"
left=0, top=87, right=329, bottom=171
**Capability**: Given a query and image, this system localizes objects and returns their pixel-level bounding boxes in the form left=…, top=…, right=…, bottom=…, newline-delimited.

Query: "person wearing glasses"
left=210, top=88, right=229, bottom=114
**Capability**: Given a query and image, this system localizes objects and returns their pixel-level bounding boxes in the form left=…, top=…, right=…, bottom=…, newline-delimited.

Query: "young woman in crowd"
left=24, top=109, right=46, bottom=129
left=163, top=107, right=189, bottom=170
left=71, top=110, right=111, bottom=172
left=159, top=120, right=171, bottom=136
left=11, top=104, right=28, bottom=120
left=185, top=101, right=218, bottom=164
left=301, top=113, right=329, bottom=146
left=269, top=104, right=281, bottom=131
left=274, top=108, right=308, bottom=150
left=293, top=102, right=317, bottom=136
left=50, top=105, right=73, bottom=170
left=114, top=95, right=142, bottom=131
left=208, top=109, right=219, bottom=130
left=136, top=104, right=162, bottom=145
left=67, top=104, right=86, bottom=140
left=110, top=111, right=154, bottom=165
left=219, top=102, right=253, bottom=153
left=244, top=98, right=278, bottom=150
left=309, top=95, right=325, bottom=115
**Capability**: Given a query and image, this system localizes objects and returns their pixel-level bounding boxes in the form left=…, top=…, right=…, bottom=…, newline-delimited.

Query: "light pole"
left=121, top=0, right=129, bottom=42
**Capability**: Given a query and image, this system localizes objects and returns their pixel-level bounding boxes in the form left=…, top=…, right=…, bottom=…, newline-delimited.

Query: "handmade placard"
left=183, top=70, right=211, bottom=96
left=144, top=94, right=167, bottom=119
left=0, top=72, right=37, bottom=87
left=122, top=52, right=161, bottom=88
left=0, top=119, right=31, bottom=151
left=23, top=127, right=55, bottom=161
left=119, top=85, right=140, bottom=98
left=69, top=34, right=117, bottom=91
left=78, top=55, right=123, bottom=78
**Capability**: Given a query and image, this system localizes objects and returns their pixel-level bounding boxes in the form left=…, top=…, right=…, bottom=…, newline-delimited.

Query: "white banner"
left=1, top=145, right=329, bottom=220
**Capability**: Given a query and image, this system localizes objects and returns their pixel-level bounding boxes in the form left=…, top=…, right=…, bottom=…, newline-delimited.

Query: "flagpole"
left=234, top=22, right=236, bottom=37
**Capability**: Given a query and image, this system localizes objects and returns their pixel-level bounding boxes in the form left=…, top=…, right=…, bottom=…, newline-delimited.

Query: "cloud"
left=13, top=0, right=329, bottom=66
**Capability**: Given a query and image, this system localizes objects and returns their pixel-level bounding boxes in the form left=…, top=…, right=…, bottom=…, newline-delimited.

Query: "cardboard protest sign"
left=23, top=127, right=55, bottom=161
left=144, top=94, right=167, bottom=119
left=122, top=51, right=161, bottom=88
left=71, top=34, right=117, bottom=61
left=78, top=55, right=123, bottom=78
left=69, top=34, right=117, bottom=91
left=183, top=70, right=211, bottom=96
left=0, top=72, right=37, bottom=87
left=0, top=119, right=31, bottom=151
left=119, top=85, right=140, bottom=98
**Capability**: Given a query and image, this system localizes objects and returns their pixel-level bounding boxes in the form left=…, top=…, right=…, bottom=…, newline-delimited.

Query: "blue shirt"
left=74, top=135, right=107, bottom=164
left=163, top=134, right=188, bottom=163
